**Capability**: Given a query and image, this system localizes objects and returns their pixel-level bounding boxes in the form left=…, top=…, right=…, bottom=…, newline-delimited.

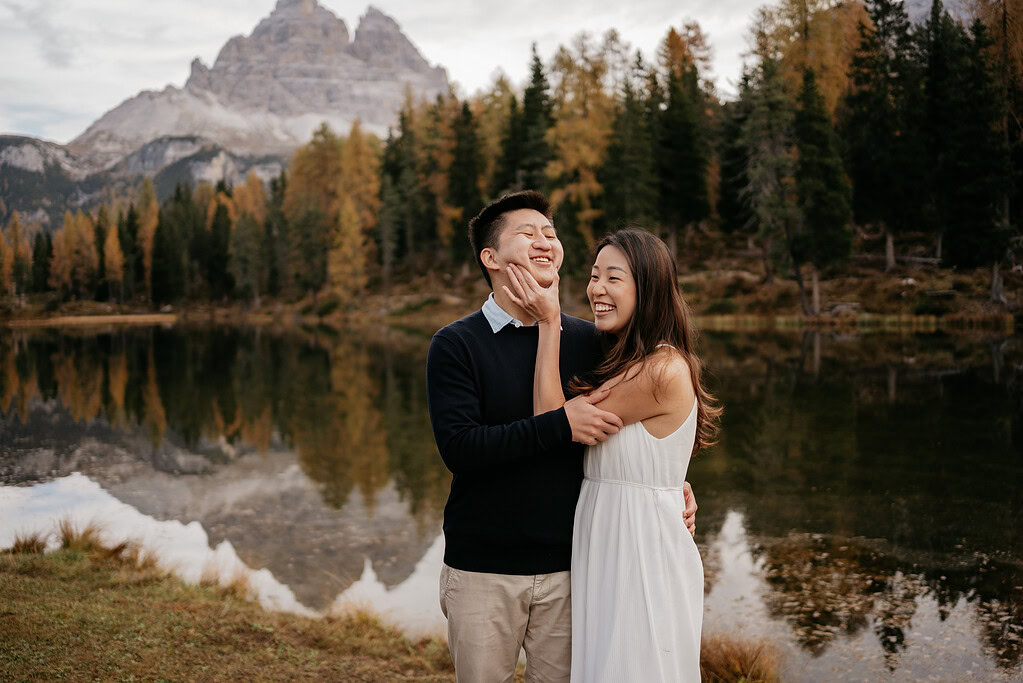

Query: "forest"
left=0, top=0, right=1019, bottom=317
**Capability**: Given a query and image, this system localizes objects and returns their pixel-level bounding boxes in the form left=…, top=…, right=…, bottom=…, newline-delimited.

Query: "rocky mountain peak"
left=351, top=5, right=430, bottom=71
left=66, top=1, right=448, bottom=171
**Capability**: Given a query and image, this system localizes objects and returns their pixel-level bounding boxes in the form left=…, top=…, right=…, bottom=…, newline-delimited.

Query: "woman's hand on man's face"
left=503, top=263, right=560, bottom=325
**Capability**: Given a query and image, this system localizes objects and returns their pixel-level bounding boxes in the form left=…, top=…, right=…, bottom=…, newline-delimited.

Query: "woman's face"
left=587, top=245, right=637, bottom=335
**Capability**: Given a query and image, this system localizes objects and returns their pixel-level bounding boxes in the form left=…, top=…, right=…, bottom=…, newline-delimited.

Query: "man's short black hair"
left=467, top=190, right=553, bottom=288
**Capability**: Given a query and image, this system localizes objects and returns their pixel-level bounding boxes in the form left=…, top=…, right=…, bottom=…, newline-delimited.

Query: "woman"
left=504, top=228, right=721, bottom=682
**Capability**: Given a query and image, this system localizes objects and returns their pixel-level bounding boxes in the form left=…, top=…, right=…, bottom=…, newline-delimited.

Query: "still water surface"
left=1, top=325, right=1020, bottom=681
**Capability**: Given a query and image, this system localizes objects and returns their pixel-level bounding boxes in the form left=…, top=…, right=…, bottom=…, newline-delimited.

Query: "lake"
left=1, top=323, right=1020, bottom=681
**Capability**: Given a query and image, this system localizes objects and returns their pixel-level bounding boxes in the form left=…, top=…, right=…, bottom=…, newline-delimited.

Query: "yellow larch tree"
left=327, top=196, right=367, bottom=306
left=284, top=122, right=344, bottom=223
left=137, top=179, right=159, bottom=301
left=49, top=211, right=75, bottom=297
left=0, top=226, right=11, bottom=297
left=546, top=32, right=619, bottom=244
left=70, top=210, right=99, bottom=297
left=4, top=212, right=32, bottom=295
left=233, top=171, right=267, bottom=226
left=772, top=0, right=869, bottom=112
left=104, top=220, right=124, bottom=302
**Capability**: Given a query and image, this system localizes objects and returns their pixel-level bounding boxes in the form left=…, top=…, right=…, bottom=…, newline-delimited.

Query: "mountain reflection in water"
left=1, top=325, right=1020, bottom=680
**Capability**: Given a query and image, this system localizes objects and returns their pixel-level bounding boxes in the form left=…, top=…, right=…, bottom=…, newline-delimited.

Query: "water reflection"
left=1, top=326, right=1021, bottom=679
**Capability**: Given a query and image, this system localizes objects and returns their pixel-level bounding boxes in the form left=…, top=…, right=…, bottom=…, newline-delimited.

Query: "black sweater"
left=426, top=310, right=600, bottom=574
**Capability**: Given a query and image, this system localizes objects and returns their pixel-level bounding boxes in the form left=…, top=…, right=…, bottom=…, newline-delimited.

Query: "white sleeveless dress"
left=570, top=398, right=703, bottom=682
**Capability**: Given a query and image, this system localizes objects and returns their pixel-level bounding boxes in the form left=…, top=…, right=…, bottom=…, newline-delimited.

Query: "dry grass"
left=1, top=526, right=455, bottom=681
left=5, top=532, right=48, bottom=555
left=701, top=633, right=781, bottom=683
left=56, top=518, right=105, bottom=552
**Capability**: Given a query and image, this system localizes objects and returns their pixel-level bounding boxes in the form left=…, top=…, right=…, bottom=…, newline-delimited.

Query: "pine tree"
left=842, top=0, right=925, bottom=270
left=31, top=232, right=51, bottom=293
left=151, top=209, right=185, bottom=305
left=118, top=205, right=142, bottom=300
left=208, top=202, right=233, bottom=299
left=493, top=96, right=524, bottom=195
left=448, top=102, right=484, bottom=264
left=520, top=44, right=554, bottom=192
left=795, top=67, right=852, bottom=314
left=717, top=73, right=756, bottom=237
left=657, top=64, right=710, bottom=255
left=943, top=19, right=1013, bottom=300
left=600, top=56, right=658, bottom=233
left=741, top=22, right=805, bottom=304
left=264, top=171, right=288, bottom=297
left=230, top=213, right=264, bottom=306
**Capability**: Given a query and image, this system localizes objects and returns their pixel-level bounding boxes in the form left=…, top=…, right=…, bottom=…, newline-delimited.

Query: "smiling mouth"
left=593, top=303, right=616, bottom=313
left=530, top=256, right=552, bottom=265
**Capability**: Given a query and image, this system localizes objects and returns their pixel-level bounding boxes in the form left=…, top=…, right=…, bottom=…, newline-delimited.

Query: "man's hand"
left=564, top=389, right=623, bottom=445
left=683, top=481, right=697, bottom=538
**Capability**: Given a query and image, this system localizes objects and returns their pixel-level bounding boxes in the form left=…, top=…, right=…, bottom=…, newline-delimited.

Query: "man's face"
left=485, top=208, right=563, bottom=288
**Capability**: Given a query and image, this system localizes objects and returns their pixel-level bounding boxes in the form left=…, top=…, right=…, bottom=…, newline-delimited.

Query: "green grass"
left=1, top=531, right=454, bottom=681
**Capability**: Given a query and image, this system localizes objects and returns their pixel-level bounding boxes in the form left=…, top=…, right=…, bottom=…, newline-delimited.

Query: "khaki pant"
left=439, top=564, right=571, bottom=683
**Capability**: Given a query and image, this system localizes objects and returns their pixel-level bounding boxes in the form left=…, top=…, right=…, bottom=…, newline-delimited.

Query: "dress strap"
left=655, top=343, right=678, bottom=352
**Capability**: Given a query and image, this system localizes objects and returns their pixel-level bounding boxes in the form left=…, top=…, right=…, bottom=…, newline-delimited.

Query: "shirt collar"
left=481, top=292, right=562, bottom=333
left=481, top=292, right=527, bottom=333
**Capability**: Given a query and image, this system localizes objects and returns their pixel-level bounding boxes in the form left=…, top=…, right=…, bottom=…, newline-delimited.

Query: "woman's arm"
left=504, top=264, right=565, bottom=415
left=590, top=352, right=695, bottom=428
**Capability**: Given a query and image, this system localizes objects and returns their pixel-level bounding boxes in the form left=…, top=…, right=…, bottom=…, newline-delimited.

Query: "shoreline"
left=1, top=523, right=779, bottom=682
left=1, top=308, right=1015, bottom=334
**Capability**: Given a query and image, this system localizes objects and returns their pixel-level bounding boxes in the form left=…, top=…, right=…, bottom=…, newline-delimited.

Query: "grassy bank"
left=1, top=528, right=454, bottom=681
left=2, top=526, right=779, bottom=682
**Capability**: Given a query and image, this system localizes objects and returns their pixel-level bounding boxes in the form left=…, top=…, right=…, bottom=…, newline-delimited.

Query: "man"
left=426, top=190, right=698, bottom=682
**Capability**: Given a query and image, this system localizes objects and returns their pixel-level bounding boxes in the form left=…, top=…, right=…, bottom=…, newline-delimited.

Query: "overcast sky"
left=0, top=0, right=758, bottom=145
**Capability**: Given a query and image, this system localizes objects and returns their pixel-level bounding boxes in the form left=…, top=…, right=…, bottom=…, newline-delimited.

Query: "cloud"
left=2, top=0, right=78, bottom=68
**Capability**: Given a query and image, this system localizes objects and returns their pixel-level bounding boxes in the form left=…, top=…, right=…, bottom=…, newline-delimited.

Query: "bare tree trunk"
left=792, top=262, right=812, bottom=317
left=783, top=219, right=811, bottom=315
left=990, top=337, right=1007, bottom=384
left=761, top=234, right=775, bottom=284
left=935, top=233, right=943, bottom=261
left=885, top=230, right=896, bottom=272
left=747, top=235, right=755, bottom=252
left=811, top=264, right=821, bottom=316
left=888, top=365, right=897, bottom=403
left=991, top=261, right=1007, bottom=303
left=812, top=330, right=821, bottom=378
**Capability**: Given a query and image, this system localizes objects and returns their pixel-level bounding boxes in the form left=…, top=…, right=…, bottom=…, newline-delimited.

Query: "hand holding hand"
left=503, top=264, right=560, bottom=325
left=564, top=388, right=623, bottom=445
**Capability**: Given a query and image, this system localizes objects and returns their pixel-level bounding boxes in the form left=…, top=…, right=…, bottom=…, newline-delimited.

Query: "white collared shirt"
left=481, top=292, right=561, bottom=333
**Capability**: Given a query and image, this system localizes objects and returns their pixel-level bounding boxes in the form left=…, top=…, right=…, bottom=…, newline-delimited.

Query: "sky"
left=0, top=0, right=759, bottom=145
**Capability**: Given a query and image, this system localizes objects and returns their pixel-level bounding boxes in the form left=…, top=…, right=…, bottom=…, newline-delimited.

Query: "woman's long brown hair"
left=569, top=228, right=722, bottom=455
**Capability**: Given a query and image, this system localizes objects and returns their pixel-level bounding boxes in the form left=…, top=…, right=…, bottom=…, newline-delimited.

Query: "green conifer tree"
left=520, top=44, right=554, bottom=192
left=795, top=67, right=853, bottom=314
